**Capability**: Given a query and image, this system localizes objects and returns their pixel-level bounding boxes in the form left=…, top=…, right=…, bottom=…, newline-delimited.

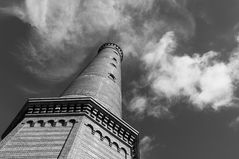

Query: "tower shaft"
left=62, top=43, right=123, bottom=118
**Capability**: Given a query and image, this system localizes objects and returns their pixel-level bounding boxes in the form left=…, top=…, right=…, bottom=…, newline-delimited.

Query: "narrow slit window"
left=113, top=58, right=117, bottom=62
left=110, top=63, right=117, bottom=68
left=113, top=50, right=119, bottom=56
left=108, top=73, right=116, bottom=82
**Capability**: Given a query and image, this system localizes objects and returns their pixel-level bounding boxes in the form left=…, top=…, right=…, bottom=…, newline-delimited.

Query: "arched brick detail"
left=69, top=119, right=76, bottom=124
left=58, top=119, right=67, bottom=126
left=94, top=130, right=103, bottom=140
left=102, top=136, right=111, bottom=146
left=26, top=120, right=35, bottom=127
left=47, top=120, right=56, bottom=127
left=37, top=120, right=45, bottom=127
left=120, top=147, right=128, bottom=156
left=85, top=123, right=94, bottom=134
left=111, top=142, right=119, bottom=152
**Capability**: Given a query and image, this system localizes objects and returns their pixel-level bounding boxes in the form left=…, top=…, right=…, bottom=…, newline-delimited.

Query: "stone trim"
left=58, top=117, right=83, bottom=158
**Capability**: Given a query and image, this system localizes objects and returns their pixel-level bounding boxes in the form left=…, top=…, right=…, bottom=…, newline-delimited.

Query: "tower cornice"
left=98, top=43, right=123, bottom=61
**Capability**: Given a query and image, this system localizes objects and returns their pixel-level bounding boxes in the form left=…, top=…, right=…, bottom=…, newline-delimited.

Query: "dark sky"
left=1, top=0, right=239, bottom=159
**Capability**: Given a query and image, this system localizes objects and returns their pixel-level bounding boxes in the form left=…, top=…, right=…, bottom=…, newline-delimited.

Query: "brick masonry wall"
left=0, top=117, right=77, bottom=159
left=0, top=111, right=136, bottom=159
left=66, top=116, right=131, bottom=159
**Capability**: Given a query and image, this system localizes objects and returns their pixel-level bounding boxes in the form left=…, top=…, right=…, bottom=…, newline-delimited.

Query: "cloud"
left=0, top=0, right=195, bottom=81
left=128, top=95, right=173, bottom=119
left=229, top=116, right=239, bottom=130
left=16, top=85, right=39, bottom=94
left=128, top=31, right=239, bottom=118
left=23, top=0, right=121, bottom=45
left=139, top=136, right=155, bottom=159
left=6, top=0, right=234, bottom=118
left=129, top=96, right=148, bottom=116
left=0, top=0, right=126, bottom=80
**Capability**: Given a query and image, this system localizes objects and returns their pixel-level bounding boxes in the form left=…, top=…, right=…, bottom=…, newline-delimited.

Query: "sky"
left=1, top=0, right=239, bottom=159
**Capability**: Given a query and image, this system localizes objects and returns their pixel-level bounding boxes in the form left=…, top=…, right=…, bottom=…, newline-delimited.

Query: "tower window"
left=110, top=63, right=116, bottom=68
left=112, top=57, right=117, bottom=63
left=108, top=73, right=116, bottom=82
left=113, top=50, right=119, bottom=56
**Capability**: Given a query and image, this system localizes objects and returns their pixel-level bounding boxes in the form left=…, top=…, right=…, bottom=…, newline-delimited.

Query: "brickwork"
left=66, top=117, right=131, bottom=159
left=0, top=117, right=77, bottom=159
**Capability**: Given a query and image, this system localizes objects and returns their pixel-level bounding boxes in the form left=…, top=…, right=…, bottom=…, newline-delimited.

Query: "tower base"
left=0, top=97, right=139, bottom=159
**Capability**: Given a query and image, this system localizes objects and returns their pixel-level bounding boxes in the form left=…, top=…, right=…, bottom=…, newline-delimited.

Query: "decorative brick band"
left=25, top=119, right=76, bottom=127
left=85, top=123, right=128, bottom=157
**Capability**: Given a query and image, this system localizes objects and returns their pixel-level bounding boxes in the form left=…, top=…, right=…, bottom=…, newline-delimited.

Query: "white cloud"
left=24, top=0, right=121, bottom=45
left=1, top=0, right=160, bottom=80
left=140, top=136, right=155, bottom=159
left=21, top=0, right=158, bottom=49
left=139, top=31, right=239, bottom=114
left=147, top=105, right=172, bottom=119
left=229, top=116, right=239, bottom=130
left=5, top=0, right=235, bottom=116
left=1, top=0, right=195, bottom=82
left=129, top=96, right=148, bottom=116
left=192, top=63, right=233, bottom=109
left=0, top=0, right=127, bottom=80
left=122, top=0, right=155, bottom=13
left=128, top=95, right=173, bottom=119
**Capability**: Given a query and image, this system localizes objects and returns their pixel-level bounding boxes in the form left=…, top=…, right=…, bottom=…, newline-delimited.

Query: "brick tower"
left=0, top=43, right=139, bottom=159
